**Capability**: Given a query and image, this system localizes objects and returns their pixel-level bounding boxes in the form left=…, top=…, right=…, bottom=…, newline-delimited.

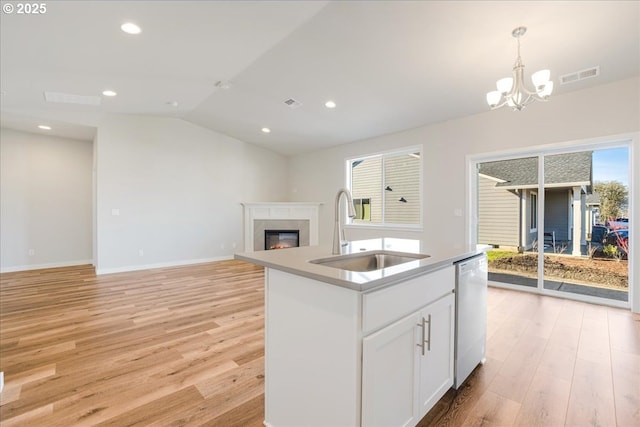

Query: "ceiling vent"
left=44, top=91, right=101, bottom=106
left=559, top=66, right=600, bottom=85
left=214, top=80, right=232, bottom=90
left=283, top=98, right=302, bottom=109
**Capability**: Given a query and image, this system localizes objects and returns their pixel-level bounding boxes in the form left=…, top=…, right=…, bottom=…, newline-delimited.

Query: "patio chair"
left=543, top=231, right=556, bottom=250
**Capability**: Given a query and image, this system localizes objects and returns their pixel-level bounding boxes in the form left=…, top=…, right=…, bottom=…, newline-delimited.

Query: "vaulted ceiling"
left=1, top=1, right=638, bottom=155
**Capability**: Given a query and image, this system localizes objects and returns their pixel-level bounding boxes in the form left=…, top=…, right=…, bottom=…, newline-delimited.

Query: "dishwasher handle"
left=457, top=256, right=487, bottom=275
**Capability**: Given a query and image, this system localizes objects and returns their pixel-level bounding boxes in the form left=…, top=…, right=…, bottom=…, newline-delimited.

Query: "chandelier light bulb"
left=539, top=80, right=554, bottom=97
left=531, top=69, right=550, bottom=88
left=486, top=91, right=501, bottom=107
left=496, top=77, right=514, bottom=94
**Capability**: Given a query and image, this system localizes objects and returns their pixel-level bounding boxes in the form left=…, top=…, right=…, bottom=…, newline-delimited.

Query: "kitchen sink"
left=309, top=251, right=429, bottom=272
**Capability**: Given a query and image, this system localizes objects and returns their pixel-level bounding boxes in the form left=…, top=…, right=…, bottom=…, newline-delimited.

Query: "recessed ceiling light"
left=38, top=125, right=52, bottom=130
left=325, top=100, right=337, bottom=109
left=102, top=90, right=117, bottom=97
left=261, top=127, right=271, bottom=134
left=166, top=101, right=179, bottom=107
left=121, top=22, right=142, bottom=35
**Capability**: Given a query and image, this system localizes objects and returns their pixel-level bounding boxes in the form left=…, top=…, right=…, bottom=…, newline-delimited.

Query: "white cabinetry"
left=362, top=310, right=422, bottom=427
left=362, top=293, right=454, bottom=426
left=264, top=265, right=455, bottom=427
left=417, top=294, right=455, bottom=416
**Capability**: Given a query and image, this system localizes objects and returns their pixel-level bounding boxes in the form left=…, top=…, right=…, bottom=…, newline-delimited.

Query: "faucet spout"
left=333, top=188, right=356, bottom=255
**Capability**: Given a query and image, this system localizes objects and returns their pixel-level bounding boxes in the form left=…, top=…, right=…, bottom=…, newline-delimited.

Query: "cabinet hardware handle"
left=416, top=318, right=426, bottom=356
left=425, top=314, right=432, bottom=352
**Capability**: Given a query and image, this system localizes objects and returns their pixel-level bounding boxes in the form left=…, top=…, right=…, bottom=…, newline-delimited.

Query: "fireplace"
left=265, top=230, right=300, bottom=250
left=242, top=202, right=321, bottom=252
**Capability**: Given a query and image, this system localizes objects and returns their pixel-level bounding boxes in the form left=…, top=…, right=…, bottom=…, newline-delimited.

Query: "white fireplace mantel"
left=242, top=202, right=322, bottom=252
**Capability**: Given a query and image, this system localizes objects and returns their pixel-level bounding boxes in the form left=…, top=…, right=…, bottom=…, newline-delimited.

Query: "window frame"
left=530, top=191, right=538, bottom=232
left=345, top=145, right=423, bottom=230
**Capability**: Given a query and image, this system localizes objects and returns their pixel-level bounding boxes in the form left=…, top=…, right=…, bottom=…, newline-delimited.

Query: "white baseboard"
left=0, top=259, right=93, bottom=273
left=1, top=256, right=237, bottom=276
left=95, top=256, right=234, bottom=275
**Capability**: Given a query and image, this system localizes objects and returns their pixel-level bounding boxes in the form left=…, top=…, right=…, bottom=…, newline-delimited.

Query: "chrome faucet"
left=333, top=188, right=357, bottom=254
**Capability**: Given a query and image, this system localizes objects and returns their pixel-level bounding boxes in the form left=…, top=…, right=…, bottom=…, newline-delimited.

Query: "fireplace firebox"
left=265, top=230, right=300, bottom=250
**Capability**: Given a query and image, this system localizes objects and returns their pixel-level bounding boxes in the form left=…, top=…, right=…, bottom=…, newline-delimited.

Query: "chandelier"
left=486, top=27, right=553, bottom=111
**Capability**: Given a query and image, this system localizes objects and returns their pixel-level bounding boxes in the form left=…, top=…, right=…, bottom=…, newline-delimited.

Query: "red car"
left=604, top=229, right=629, bottom=247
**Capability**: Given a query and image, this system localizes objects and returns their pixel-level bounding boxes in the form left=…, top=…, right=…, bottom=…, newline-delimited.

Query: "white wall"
left=94, top=115, right=287, bottom=273
left=0, top=128, right=93, bottom=271
left=288, top=77, right=640, bottom=312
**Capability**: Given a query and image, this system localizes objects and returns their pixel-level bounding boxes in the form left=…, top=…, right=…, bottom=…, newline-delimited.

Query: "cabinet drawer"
left=362, top=265, right=454, bottom=335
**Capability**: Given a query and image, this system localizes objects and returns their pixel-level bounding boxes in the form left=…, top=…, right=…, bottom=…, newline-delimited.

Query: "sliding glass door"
left=542, top=148, right=629, bottom=302
left=476, top=144, right=630, bottom=306
left=477, top=156, right=538, bottom=290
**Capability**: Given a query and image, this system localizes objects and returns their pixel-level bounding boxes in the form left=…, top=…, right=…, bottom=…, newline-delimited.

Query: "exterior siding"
left=478, top=175, right=520, bottom=247
left=351, top=153, right=420, bottom=225
left=384, top=154, right=420, bottom=224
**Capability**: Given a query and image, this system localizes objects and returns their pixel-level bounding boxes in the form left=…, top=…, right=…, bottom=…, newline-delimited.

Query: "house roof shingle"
left=478, top=152, right=592, bottom=188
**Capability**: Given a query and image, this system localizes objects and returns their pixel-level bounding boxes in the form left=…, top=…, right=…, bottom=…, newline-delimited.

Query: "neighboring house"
left=351, top=153, right=421, bottom=225
left=586, top=192, right=601, bottom=232
left=478, top=152, right=593, bottom=256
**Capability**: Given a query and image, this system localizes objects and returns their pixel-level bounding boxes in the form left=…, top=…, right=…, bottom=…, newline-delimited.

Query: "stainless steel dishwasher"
left=454, top=253, right=488, bottom=389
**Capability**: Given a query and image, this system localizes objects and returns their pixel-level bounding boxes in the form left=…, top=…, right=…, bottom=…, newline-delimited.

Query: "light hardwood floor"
left=1, top=260, right=639, bottom=426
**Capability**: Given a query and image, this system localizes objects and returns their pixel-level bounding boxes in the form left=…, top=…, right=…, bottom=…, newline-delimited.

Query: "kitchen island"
left=235, top=238, right=487, bottom=427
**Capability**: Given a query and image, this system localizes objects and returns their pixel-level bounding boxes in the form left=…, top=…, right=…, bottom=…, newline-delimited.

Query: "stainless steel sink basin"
left=309, top=251, right=430, bottom=272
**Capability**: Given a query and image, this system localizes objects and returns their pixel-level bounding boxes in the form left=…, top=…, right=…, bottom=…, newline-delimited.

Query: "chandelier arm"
left=530, top=92, right=551, bottom=102
left=510, top=94, right=534, bottom=111
left=521, top=94, right=536, bottom=106
left=518, top=86, right=539, bottom=97
left=490, top=98, right=511, bottom=110
left=508, top=63, right=537, bottom=96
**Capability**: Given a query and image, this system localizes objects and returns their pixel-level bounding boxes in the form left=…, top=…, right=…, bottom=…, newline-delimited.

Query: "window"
left=530, top=192, right=538, bottom=231
left=353, top=198, right=371, bottom=221
left=348, top=147, right=421, bottom=227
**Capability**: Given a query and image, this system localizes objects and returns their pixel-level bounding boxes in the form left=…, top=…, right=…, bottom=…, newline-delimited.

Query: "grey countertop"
left=234, top=238, right=489, bottom=292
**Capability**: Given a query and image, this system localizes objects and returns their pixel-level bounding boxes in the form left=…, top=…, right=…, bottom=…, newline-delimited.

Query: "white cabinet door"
left=417, top=293, right=455, bottom=417
left=362, top=310, right=421, bottom=427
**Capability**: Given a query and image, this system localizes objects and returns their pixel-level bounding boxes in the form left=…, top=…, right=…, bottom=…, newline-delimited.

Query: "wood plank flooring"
left=1, top=261, right=266, bottom=426
left=1, top=261, right=639, bottom=426
left=419, top=286, right=640, bottom=427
